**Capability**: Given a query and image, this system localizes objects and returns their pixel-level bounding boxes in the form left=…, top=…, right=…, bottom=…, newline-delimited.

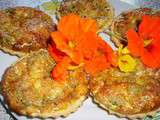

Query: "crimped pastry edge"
left=0, top=45, right=35, bottom=57
left=90, top=91, right=159, bottom=119
left=27, top=96, right=88, bottom=118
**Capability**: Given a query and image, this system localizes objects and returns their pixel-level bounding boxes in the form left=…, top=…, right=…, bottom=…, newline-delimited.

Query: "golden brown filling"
left=0, top=7, right=56, bottom=53
left=2, top=50, right=88, bottom=117
left=90, top=60, right=160, bottom=115
left=58, top=0, right=113, bottom=30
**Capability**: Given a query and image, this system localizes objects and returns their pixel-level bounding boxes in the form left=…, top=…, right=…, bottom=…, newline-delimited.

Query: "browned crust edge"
left=0, top=45, right=43, bottom=57
left=90, top=90, right=159, bottom=119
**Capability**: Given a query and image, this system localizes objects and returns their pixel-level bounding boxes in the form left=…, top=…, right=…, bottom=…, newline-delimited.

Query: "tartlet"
left=110, top=8, right=160, bottom=47
left=57, top=0, right=114, bottom=32
left=90, top=59, right=160, bottom=119
left=90, top=13, right=160, bottom=119
left=1, top=50, right=88, bottom=118
left=0, top=7, right=56, bottom=57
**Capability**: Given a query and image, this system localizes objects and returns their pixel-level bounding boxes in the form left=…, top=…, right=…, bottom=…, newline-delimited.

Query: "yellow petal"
left=121, top=47, right=130, bottom=54
left=118, top=45, right=123, bottom=55
left=118, top=45, right=130, bottom=55
left=118, top=55, right=137, bottom=72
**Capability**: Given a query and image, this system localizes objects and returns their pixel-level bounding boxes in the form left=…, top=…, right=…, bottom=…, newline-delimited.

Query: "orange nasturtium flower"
left=48, top=14, right=117, bottom=81
left=126, top=15, right=160, bottom=68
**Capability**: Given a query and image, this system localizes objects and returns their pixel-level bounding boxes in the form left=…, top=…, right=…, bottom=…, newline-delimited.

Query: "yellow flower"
left=118, top=54, right=137, bottom=72
left=118, top=46, right=137, bottom=72
left=118, top=45, right=130, bottom=55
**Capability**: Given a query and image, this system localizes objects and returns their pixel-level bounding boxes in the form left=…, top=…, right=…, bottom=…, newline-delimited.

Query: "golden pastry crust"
left=110, top=8, right=160, bottom=47
left=0, top=7, right=56, bottom=57
left=90, top=60, right=160, bottom=119
left=2, top=50, right=88, bottom=118
left=58, top=0, right=114, bottom=32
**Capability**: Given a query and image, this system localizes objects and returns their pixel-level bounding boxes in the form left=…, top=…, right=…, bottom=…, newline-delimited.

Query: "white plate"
left=0, top=0, right=140, bottom=120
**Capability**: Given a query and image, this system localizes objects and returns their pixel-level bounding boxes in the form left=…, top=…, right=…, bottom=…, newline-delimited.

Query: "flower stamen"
left=144, top=39, right=152, bottom=47
left=68, top=40, right=76, bottom=48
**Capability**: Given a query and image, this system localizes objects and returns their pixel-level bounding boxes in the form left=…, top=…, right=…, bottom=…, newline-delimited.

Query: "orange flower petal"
left=141, top=49, right=159, bottom=69
left=84, top=55, right=110, bottom=75
left=97, top=36, right=113, bottom=54
left=97, top=36, right=118, bottom=67
left=77, top=32, right=99, bottom=60
left=107, top=52, right=118, bottom=67
left=48, top=44, right=65, bottom=62
left=142, top=39, right=160, bottom=68
left=51, top=31, right=74, bottom=58
left=58, top=13, right=81, bottom=40
left=126, top=29, right=144, bottom=57
left=51, top=57, right=71, bottom=81
left=80, top=19, right=98, bottom=33
left=139, top=15, right=160, bottom=39
left=70, top=50, right=84, bottom=64
left=51, top=31, right=68, bottom=49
